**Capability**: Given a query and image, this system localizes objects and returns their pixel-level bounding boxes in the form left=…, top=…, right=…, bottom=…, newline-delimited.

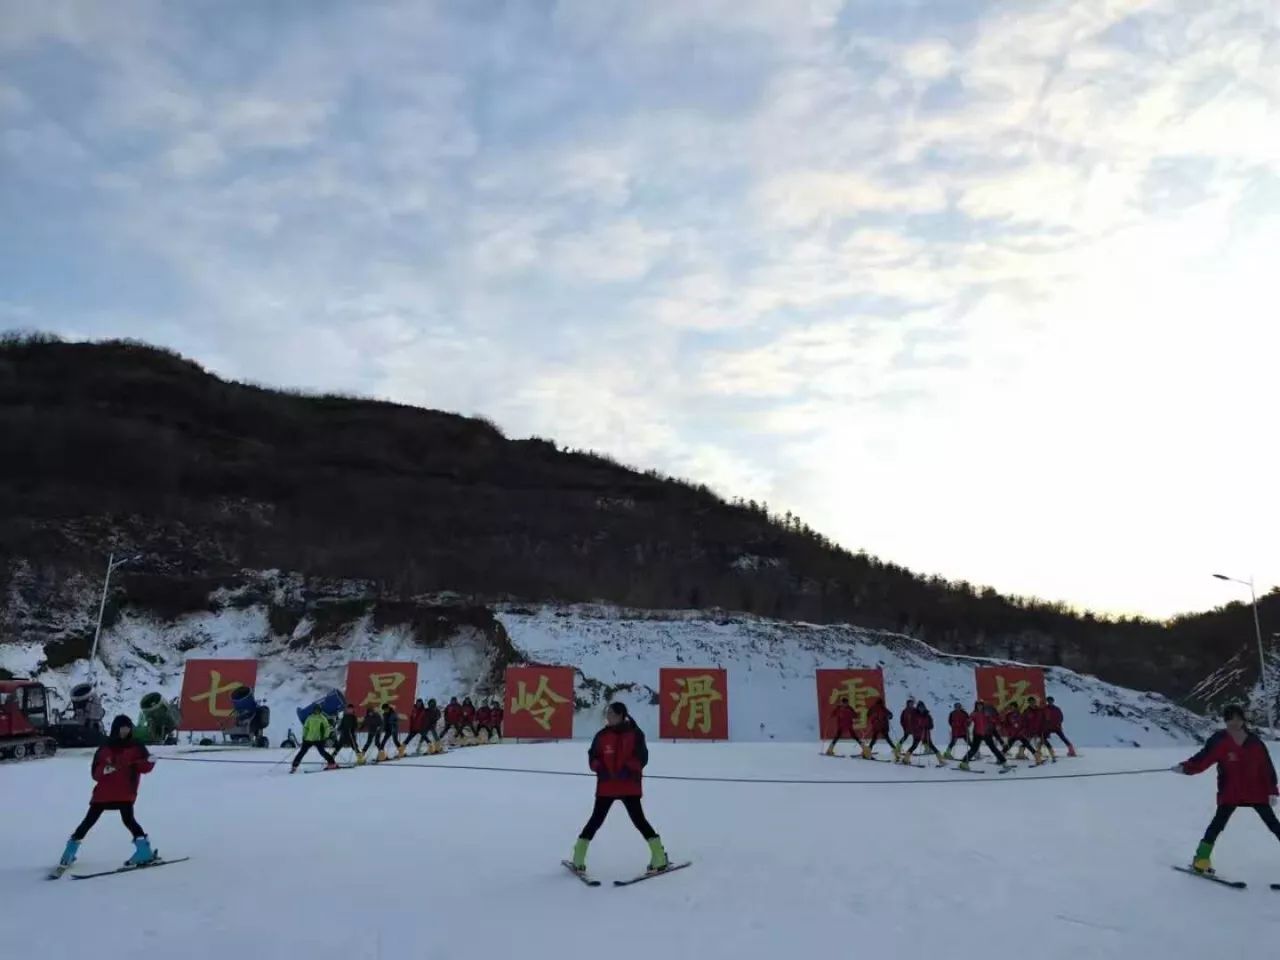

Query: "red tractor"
left=0, top=679, right=59, bottom=762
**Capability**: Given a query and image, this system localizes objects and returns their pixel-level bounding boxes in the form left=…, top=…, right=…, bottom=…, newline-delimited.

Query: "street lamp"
left=88, top=552, right=141, bottom=687
left=1213, top=573, right=1271, bottom=729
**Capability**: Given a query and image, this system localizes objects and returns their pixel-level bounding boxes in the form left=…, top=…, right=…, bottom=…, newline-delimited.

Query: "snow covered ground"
left=4, top=741, right=1278, bottom=960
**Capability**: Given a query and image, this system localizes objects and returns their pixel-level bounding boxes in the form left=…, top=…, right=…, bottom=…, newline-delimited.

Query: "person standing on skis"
left=404, top=699, right=428, bottom=754
left=568, top=702, right=669, bottom=877
left=475, top=702, right=493, bottom=742
left=1174, top=704, right=1280, bottom=874
left=864, top=697, right=896, bottom=759
left=945, top=702, right=971, bottom=760
left=1002, top=702, right=1041, bottom=764
left=58, top=715, right=158, bottom=870
left=378, top=703, right=403, bottom=761
left=358, top=705, right=382, bottom=764
left=490, top=700, right=504, bottom=741
left=442, top=697, right=465, bottom=743
left=291, top=705, right=337, bottom=773
left=334, top=703, right=359, bottom=764
left=960, top=700, right=1008, bottom=771
left=461, top=697, right=478, bottom=743
left=825, top=696, right=860, bottom=756
left=1042, top=697, right=1076, bottom=756
left=901, top=701, right=946, bottom=766
left=423, top=698, right=443, bottom=753
left=1023, top=697, right=1049, bottom=761
left=896, top=697, right=918, bottom=753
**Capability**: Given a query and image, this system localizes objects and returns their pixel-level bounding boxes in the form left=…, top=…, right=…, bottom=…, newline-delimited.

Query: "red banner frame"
left=178, top=659, right=258, bottom=731
left=659, top=667, right=729, bottom=740
left=974, top=665, right=1046, bottom=711
left=504, top=666, right=575, bottom=739
left=815, top=669, right=886, bottom=739
left=344, top=661, right=419, bottom=729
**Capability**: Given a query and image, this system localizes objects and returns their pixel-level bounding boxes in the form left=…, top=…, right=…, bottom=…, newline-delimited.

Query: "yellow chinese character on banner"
left=190, top=670, right=241, bottom=717
left=510, top=676, right=569, bottom=731
left=992, top=676, right=1031, bottom=711
left=670, top=675, right=724, bottom=733
left=360, top=672, right=407, bottom=717
left=828, top=678, right=880, bottom=729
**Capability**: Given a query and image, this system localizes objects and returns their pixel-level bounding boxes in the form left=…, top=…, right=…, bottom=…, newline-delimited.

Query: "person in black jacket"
left=357, top=706, right=382, bottom=765
left=334, top=704, right=359, bottom=765
left=377, top=703, right=402, bottom=761
left=568, top=702, right=668, bottom=875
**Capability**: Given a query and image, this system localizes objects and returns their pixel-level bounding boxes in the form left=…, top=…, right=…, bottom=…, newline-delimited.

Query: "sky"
left=1, top=0, right=1278, bottom=620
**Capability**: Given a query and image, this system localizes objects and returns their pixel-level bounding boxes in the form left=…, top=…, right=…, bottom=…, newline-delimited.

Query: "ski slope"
left=4, top=742, right=1278, bottom=960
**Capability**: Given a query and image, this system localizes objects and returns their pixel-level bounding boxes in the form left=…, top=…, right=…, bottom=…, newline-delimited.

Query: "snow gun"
left=227, top=686, right=270, bottom=747
left=296, top=689, right=345, bottom=727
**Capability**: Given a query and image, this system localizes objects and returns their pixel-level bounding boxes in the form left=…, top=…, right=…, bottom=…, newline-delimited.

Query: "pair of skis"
left=562, top=859, right=691, bottom=887
left=1172, top=865, right=1280, bottom=890
left=48, top=856, right=189, bottom=881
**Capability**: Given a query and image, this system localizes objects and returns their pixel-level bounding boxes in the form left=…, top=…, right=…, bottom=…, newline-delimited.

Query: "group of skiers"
left=290, top=695, right=505, bottom=772
left=827, top=695, right=1077, bottom=771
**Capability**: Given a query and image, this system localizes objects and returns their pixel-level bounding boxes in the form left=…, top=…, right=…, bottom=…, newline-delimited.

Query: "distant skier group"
left=290, top=695, right=505, bottom=773
left=827, top=695, right=1076, bottom=770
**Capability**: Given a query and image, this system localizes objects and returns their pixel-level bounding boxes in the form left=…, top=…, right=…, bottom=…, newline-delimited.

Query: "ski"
left=561, top=859, right=600, bottom=887
left=614, top=860, right=692, bottom=886
left=71, top=856, right=190, bottom=880
left=1172, top=865, right=1246, bottom=889
left=45, top=865, right=70, bottom=881
left=952, top=765, right=987, bottom=775
left=1270, top=883, right=1280, bottom=891
left=304, top=764, right=358, bottom=774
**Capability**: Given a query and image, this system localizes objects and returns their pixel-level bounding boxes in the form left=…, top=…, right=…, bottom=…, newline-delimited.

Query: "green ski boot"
left=646, top=836, right=669, bottom=873
left=571, top=838, right=589, bottom=872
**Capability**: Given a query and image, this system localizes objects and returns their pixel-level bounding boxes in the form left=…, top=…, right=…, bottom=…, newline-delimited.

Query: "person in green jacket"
left=291, top=706, right=337, bottom=773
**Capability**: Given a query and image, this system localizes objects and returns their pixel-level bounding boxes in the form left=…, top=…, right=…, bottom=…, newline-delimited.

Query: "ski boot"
left=824, top=745, right=836, bottom=757
left=570, top=838, right=589, bottom=873
left=935, top=753, right=947, bottom=767
left=324, top=761, right=338, bottom=771
left=356, top=752, right=367, bottom=766
left=957, top=760, right=970, bottom=771
left=127, top=836, right=158, bottom=866
left=646, top=836, right=669, bottom=874
left=289, top=765, right=299, bottom=774
left=59, top=838, right=81, bottom=867
left=1067, top=745, right=1077, bottom=758
left=1191, top=841, right=1214, bottom=874
left=860, top=744, right=872, bottom=760
left=376, top=749, right=388, bottom=763
left=397, top=744, right=407, bottom=759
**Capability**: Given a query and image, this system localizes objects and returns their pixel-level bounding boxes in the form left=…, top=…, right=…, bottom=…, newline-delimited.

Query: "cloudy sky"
left=2, top=0, right=1278, bottom=618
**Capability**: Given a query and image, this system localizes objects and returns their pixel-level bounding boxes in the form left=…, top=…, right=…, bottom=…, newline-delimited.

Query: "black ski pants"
left=292, top=741, right=335, bottom=767
left=903, top=734, right=941, bottom=757
left=579, top=796, right=658, bottom=842
left=72, top=802, right=146, bottom=841
left=1005, top=736, right=1039, bottom=756
left=377, top=729, right=402, bottom=751
left=334, top=731, right=359, bottom=759
left=827, top=731, right=862, bottom=751
left=1044, top=729, right=1073, bottom=748
left=946, top=734, right=971, bottom=754
left=963, top=735, right=1006, bottom=764
left=360, top=731, right=380, bottom=753
left=866, top=732, right=894, bottom=752
left=1203, top=804, right=1280, bottom=845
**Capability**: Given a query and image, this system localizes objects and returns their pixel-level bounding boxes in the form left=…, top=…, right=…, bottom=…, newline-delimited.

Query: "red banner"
left=659, top=667, right=729, bottom=740
left=344, top=661, right=419, bottom=729
left=974, top=666, right=1046, bottom=711
left=815, top=669, right=886, bottom=739
left=504, top=666, right=575, bottom=739
left=178, top=659, right=258, bottom=731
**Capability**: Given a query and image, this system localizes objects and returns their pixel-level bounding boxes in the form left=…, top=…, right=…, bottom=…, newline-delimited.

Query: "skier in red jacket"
left=489, top=701, right=504, bottom=742
left=864, top=698, right=897, bottom=760
left=1002, top=704, right=1041, bottom=763
left=58, top=715, right=158, bottom=869
left=441, top=697, right=465, bottom=742
left=959, top=701, right=1008, bottom=771
left=1042, top=696, right=1077, bottom=757
left=944, top=703, right=971, bottom=760
left=825, top=696, right=862, bottom=757
left=568, top=702, right=669, bottom=876
left=1175, top=704, right=1280, bottom=874
left=460, top=697, right=478, bottom=742
left=1023, top=698, right=1050, bottom=762
left=901, top=702, right=947, bottom=766
left=403, top=699, right=429, bottom=754
left=896, top=698, right=918, bottom=752
left=475, top=703, right=493, bottom=741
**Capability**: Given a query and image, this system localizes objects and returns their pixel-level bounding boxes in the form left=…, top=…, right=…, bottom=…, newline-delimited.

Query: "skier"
left=58, top=715, right=158, bottom=869
left=423, top=698, right=444, bottom=754
left=901, top=701, right=947, bottom=766
left=959, top=700, right=1008, bottom=771
left=441, top=696, right=465, bottom=743
left=825, top=696, right=861, bottom=756
left=378, top=703, right=403, bottom=760
left=1174, top=704, right=1280, bottom=875
left=403, top=699, right=428, bottom=754
left=333, top=703, right=360, bottom=764
left=568, top=701, right=669, bottom=876
left=1023, top=697, right=1050, bottom=762
left=1042, top=696, right=1077, bottom=756
left=475, top=702, right=493, bottom=742
left=358, top=705, right=382, bottom=765
left=944, top=702, right=971, bottom=760
left=489, top=700, right=504, bottom=742
left=1002, top=703, right=1042, bottom=764
left=461, top=697, right=478, bottom=744
left=863, top=697, right=896, bottom=760
left=896, top=697, right=918, bottom=753
left=290, top=705, right=337, bottom=773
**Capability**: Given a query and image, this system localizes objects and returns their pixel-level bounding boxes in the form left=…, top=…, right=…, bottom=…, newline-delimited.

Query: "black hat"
left=109, top=715, right=134, bottom=740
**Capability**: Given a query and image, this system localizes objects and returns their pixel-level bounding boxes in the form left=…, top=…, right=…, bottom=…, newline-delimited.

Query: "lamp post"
left=1213, top=573, right=1271, bottom=729
left=89, top=552, right=140, bottom=687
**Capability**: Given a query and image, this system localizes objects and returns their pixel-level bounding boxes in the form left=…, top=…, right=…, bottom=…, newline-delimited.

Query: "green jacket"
left=303, top=712, right=331, bottom=742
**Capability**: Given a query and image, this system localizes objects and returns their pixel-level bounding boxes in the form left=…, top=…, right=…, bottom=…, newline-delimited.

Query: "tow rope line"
left=155, top=754, right=1172, bottom=785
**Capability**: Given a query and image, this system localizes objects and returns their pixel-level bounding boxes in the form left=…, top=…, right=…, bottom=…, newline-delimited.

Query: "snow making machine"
left=226, top=685, right=271, bottom=748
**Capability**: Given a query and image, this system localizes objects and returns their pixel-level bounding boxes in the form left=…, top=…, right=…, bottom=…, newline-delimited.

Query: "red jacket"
left=445, top=703, right=462, bottom=724
left=588, top=720, right=649, bottom=798
left=461, top=703, right=476, bottom=724
left=1044, top=704, right=1064, bottom=731
left=831, top=704, right=856, bottom=734
left=915, top=708, right=934, bottom=736
left=869, top=701, right=891, bottom=734
left=90, top=741, right=155, bottom=804
left=972, top=707, right=994, bottom=737
left=492, top=706, right=504, bottom=728
left=949, top=708, right=970, bottom=738
left=1023, top=706, right=1045, bottom=737
left=899, top=706, right=918, bottom=737
left=1181, top=731, right=1279, bottom=806
left=1002, top=709, right=1023, bottom=737
left=409, top=704, right=427, bottom=733
left=476, top=706, right=493, bottom=726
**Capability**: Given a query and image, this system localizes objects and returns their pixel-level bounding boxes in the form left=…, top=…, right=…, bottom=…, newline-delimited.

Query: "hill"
left=0, top=332, right=1274, bottom=715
